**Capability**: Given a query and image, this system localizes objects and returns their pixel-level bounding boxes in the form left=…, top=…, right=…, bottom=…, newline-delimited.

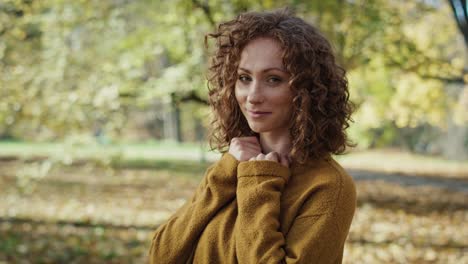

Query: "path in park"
left=349, top=170, right=468, bottom=192
left=149, top=150, right=468, bottom=192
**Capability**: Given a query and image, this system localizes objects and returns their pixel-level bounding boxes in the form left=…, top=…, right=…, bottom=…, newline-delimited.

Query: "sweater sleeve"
left=235, top=160, right=355, bottom=264
left=149, top=153, right=238, bottom=264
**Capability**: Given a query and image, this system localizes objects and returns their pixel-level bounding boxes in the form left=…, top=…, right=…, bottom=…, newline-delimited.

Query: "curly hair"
left=205, top=8, right=354, bottom=163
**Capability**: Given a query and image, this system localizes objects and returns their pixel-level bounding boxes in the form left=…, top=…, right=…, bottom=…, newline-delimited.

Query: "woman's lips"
left=248, top=110, right=272, bottom=118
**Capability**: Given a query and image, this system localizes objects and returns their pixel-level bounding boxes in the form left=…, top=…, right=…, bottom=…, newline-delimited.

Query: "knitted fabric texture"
left=149, top=153, right=356, bottom=264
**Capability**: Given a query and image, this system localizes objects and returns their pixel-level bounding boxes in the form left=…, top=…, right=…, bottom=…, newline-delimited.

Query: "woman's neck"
left=259, top=130, right=292, bottom=156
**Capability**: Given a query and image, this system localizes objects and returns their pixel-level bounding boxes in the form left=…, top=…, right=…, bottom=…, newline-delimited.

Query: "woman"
left=149, top=8, right=356, bottom=264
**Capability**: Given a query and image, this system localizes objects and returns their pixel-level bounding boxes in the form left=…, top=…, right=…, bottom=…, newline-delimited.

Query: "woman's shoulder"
left=292, top=155, right=354, bottom=185
left=287, top=156, right=357, bottom=216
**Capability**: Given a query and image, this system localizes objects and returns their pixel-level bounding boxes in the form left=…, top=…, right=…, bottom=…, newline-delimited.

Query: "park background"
left=0, top=0, right=467, bottom=263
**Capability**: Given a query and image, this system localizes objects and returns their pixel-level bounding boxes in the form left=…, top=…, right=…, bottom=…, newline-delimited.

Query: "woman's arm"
left=235, top=159, right=356, bottom=264
left=148, top=153, right=238, bottom=264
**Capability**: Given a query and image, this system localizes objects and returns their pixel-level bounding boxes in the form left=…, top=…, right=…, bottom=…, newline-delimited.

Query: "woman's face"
left=235, top=37, right=293, bottom=136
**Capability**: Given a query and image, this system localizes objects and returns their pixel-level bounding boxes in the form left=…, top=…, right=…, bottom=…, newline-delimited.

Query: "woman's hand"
left=228, top=137, right=262, bottom=161
left=249, top=152, right=290, bottom=168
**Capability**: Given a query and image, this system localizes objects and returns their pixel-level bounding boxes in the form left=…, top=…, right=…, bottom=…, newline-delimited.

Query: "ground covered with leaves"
left=0, top=159, right=467, bottom=263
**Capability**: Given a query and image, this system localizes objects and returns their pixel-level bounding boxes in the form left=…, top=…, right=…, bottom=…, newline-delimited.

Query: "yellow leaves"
left=261, top=0, right=276, bottom=9
left=451, top=57, right=465, bottom=70
left=351, top=63, right=450, bottom=130
left=348, top=59, right=391, bottom=130
left=347, top=175, right=468, bottom=261
left=1, top=156, right=467, bottom=262
left=10, top=27, right=27, bottom=40
left=355, top=102, right=383, bottom=129
left=390, top=73, right=446, bottom=128
left=92, top=84, right=120, bottom=109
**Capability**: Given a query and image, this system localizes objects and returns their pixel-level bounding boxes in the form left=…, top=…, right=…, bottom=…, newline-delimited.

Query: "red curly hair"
left=206, top=8, right=354, bottom=163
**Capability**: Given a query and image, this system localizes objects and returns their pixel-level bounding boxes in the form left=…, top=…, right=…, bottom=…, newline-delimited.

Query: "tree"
left=0, top=0, right=465, bottom=157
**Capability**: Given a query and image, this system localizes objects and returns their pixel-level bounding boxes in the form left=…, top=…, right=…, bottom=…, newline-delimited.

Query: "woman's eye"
left=238, top=75, right=251, bottom=82
left=268, top=77, right=282, bottom=83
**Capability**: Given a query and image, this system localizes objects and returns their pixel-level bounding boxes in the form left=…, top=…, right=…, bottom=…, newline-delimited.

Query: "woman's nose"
left=247, top=81, right=264, bottom=104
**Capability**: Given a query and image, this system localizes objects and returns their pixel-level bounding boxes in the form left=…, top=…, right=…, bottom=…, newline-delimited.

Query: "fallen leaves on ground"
left=0, top=160, right=467, bottom=263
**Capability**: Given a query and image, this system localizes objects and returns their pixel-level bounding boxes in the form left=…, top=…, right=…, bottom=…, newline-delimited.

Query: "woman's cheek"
left=234, top=87, right=247, bottom=105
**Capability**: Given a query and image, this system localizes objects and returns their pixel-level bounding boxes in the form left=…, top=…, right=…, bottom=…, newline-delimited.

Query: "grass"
left=0, top=140, right=208, bottom=157
left=337, top=149, right=468, bottom=178
left=0, top=140, right=219, bottom=167
left=0, top=140, right=467, bottom=178
left=113, top=158, right=210, bottom=175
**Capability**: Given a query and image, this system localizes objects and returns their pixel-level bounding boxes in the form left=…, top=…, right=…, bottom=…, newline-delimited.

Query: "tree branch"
left=175, top=91, right=209, bottom=105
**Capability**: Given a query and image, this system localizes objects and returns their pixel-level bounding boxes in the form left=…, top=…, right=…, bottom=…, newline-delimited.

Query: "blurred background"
left=0, top=0, right=467, bottom=263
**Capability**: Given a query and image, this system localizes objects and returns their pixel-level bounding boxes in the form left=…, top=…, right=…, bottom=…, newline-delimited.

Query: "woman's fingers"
left=254, top=152, right=279, bottom=162
left=256, top=153, right=266, bottom=160
left=249, top=152, right=289, bottom=168
left=229, top=137, right=262, bottom=161
left=230, top=137, right=288, bottom=166
left=265, top=152, right=279, bottom=162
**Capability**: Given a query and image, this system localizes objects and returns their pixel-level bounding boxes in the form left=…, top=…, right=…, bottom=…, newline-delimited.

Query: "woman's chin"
left=248, top=124, right=269, bottom=134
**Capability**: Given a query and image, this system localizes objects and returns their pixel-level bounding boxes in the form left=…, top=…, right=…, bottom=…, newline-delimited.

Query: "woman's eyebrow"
left=238, top=67, right=287, bottom=73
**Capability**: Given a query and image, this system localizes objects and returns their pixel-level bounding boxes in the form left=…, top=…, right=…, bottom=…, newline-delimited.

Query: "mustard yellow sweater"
left=149, top=153, right=356, bottom=263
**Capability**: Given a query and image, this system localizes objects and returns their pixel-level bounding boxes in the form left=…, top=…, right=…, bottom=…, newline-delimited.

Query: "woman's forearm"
left=149, top=153, right=238, bottom=264
left=234, top=160, right=351, bottom=264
